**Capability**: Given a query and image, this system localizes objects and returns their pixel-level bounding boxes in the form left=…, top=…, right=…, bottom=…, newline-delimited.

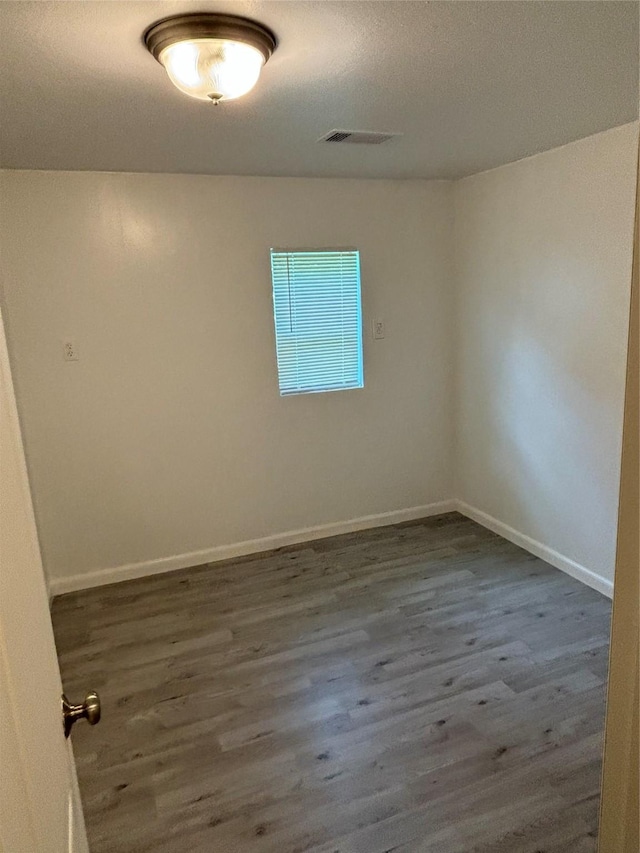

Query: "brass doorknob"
left=62, top=691, right=101, bottom=738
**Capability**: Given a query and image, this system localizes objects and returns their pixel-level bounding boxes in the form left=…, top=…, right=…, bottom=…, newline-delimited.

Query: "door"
left=0, top=303, right=90, bottom=853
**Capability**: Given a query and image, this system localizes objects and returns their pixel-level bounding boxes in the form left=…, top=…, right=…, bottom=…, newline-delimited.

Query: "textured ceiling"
left=0, top=1, right=637, bottom=179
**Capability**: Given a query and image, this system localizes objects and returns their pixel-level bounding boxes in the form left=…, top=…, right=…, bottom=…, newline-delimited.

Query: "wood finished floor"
left=52, top=513, right=611, bottom=853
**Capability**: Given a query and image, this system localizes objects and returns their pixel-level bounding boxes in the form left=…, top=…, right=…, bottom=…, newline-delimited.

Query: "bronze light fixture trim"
left=144, top=13, right=277, bottom=104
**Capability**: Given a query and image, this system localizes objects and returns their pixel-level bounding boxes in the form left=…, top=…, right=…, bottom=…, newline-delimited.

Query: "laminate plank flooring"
left=51, top=512, right=611, bottom=853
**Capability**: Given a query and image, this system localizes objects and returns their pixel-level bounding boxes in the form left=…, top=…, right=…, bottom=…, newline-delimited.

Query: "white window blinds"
left=270, top=250, right=364, bottom=396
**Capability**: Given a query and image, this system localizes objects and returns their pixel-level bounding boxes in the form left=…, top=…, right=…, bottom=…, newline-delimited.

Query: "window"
left=270, top=249, right=364, bottom=395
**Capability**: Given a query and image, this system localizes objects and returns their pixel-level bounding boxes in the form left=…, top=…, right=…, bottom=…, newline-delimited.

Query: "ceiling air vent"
left=318, top=129, right=400, bottom=145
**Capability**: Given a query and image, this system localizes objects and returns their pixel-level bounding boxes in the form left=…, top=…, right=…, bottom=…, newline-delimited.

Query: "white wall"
left=1, top=123, right=636, bottom=596
left=454, top=122, right=638, bottom=589
left=0, top=172, right=455, bottom=589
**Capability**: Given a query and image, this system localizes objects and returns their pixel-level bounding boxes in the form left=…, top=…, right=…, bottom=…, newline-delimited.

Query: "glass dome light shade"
left=160, top=38, right=265, bottom=102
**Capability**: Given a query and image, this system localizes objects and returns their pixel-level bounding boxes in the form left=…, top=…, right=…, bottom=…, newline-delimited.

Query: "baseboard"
left=49, top=498, right=613, bottom=600
left=48, top=500, right=457, bottom=597
left=455, top=500, right=613, bottom=598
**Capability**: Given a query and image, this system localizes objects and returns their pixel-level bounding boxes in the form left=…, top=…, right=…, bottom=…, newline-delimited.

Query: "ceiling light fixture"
left=144, top=13, right=277, bottom=105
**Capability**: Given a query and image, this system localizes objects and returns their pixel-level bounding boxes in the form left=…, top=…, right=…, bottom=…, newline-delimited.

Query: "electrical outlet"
left=373, top=319, right=385, bottom=339
left=63, top=340, right=79, bottom=362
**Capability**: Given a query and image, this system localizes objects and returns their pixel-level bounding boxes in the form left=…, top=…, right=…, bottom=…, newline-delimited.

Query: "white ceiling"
left=0, top=1, right=637, bottom=179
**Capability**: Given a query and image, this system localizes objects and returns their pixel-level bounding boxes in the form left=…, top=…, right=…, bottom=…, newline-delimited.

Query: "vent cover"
left=318, top=129, right=400, bottom=145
